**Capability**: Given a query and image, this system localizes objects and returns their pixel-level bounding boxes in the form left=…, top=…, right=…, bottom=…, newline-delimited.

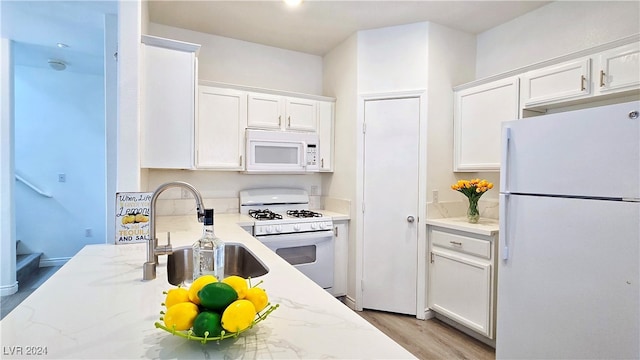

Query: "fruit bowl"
left=154, top=304, right=278, bottom=344
left=154, top=275, right=279, bottom=344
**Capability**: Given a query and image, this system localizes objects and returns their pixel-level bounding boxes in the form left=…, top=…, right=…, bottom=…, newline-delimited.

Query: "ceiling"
left=1, top=0, right=551, bottom=73
left=1, top=1, right=117, bottom=74
left=148, top=0, right=552, bottom=56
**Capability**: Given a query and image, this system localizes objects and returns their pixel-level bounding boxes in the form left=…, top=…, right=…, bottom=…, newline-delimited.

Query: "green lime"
left=198, top=282, right=238, bottom=311
left=192, top=311, right=223, bottom=338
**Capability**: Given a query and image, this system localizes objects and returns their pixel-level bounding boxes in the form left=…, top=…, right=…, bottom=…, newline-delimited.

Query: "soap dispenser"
left=192, top=209, right=225, bottom=281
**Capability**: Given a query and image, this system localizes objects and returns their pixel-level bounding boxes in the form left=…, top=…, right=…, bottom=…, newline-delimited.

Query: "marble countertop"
left=0, top=213, right=414, bottom=359
left=426, top=217, right=500, bottom=236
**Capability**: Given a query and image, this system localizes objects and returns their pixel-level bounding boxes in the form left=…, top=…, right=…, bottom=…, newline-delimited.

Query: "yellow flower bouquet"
left=451, top=179, right=494, bottom=223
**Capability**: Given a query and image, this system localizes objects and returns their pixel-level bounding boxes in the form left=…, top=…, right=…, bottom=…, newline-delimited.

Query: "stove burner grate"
left=286, top=210, right=323, bottom=218
left=248, top=209, right=282, bottom=220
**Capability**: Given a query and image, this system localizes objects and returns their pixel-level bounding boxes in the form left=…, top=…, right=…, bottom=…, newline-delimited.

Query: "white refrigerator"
left=497, top=101, right=640, bottom=359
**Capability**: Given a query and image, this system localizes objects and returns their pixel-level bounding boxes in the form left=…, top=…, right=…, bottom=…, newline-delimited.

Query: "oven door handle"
left=256, top=229, right=334, bottom=246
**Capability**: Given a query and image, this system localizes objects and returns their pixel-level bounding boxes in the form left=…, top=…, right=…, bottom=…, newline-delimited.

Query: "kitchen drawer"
left=431, top=229, right=491, bottom=259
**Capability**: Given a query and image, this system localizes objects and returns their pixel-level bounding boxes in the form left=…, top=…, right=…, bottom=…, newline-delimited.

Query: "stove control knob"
left=265, top=226, right=273, bottom=234
left=293, top=224, right=301, bottom=231
left=311, top=223, right=318, bottom=230
left=275, top=225, right=282, bottom=232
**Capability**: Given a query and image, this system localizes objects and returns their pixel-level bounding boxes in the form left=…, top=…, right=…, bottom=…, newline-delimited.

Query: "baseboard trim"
left=434, top=313, right=496, bottom=348
left=343, top=295, right=357, bottom=310
left=424, top=308, right=435, bottom=320
left=39, top=257, right=70, bottom=267
left=1, top=281, right=19, bottom=296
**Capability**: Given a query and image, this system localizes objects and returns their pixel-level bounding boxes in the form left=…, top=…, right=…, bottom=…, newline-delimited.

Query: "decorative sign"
left=115, top=192, right=152, bottom=244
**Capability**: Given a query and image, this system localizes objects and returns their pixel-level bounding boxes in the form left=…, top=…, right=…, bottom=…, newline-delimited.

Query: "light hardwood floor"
left=357, top=309, right=495, bottom=360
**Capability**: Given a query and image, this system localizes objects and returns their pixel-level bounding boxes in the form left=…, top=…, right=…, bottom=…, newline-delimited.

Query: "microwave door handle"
left=301, top=141, right=307, bottom=169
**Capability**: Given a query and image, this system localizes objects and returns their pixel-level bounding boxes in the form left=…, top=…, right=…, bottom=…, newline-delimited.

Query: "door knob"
left=407, top=216, right=415, bottom=223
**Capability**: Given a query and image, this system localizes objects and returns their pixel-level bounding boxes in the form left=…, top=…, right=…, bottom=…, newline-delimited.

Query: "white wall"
left=425, top=23, right=480, bottom=203
left=117, top=0, right=142, bottom=193
left=1, top=38, right=18, bottom=296
left=476, top=1, right=640, bottom=78
left=14, top=65, right=106, bottom=264
left=148, top=23, right=323, bottom=96
left=357, top=22, right=429, bottom=94
left=322, top=33, right=358, bottom=299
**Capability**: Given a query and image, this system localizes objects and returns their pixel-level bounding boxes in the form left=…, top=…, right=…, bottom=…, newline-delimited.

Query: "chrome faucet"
left=142, top=181, right=205, bottom=280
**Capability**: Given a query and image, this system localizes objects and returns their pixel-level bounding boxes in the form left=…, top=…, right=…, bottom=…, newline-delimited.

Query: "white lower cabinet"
left=332, top=220, right=348, bottom=297
left=427, top=225, right=498, bottom=339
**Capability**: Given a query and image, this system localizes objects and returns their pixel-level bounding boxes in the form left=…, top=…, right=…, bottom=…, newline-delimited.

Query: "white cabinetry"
left=521, top=58, right=591, bottom=108
left=454, top=77, right=519, bottom=172
left=332, top=220, right=348, bottom=297
left=318, top=101, right=335, bottom=172
left=140, top=35, right=200, bottom=169
left=595, top=42, right=640, bottom=95
left=247, top=93, right=317, bottom=132
left=427, top=221, right=498, bottom=339
left=196, top=86, right=247, bottom=170
left=246, top=92, right=282, bottom=130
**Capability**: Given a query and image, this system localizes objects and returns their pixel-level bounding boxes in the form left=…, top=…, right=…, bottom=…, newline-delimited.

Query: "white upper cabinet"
left=285, top=97, right=318, bottom=131
left=140, top=35, right=200, bottom=169
left=196, top=86, right=247, bottom=170
left=595, top=42, right=640, bottom=95
left=246, top=92, right=283, bottom=130
left=247, top=92, right=318, bottom=132
left=454, top=77, right=520, bottom=172
left=521, top=58, right=591, bottom=108
left=318, top=101, right=335, bottom=172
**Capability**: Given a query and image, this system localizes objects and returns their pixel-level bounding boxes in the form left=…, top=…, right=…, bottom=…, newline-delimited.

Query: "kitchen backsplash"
left=154, top=195, right=341, bottom=216
left=427, top=199, right=499, bottom=220
left=153, top=194, right=495, bottom=220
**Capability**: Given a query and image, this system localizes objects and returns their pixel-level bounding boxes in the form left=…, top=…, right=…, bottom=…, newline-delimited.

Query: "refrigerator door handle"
left=500, top=127, right=511, bottom=193
left=499, top=193, right=509, bottom=261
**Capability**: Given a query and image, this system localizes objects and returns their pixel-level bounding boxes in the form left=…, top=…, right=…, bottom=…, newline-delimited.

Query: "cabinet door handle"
left=239, top=155, right=243, bottom=167
left=600, top=70, right=606, bottom=87
left=430, top=252, right=434, bottom=263
left=580, top=75, right=586, bottom=91
left=288, top=116, right=291, bottom=127
left=278, top=116, right=282, bottom=126
left=334, top=226, right=338, bottom=237
left=449, top=241, right=462, bottom=246
left=321, top=158, right=324, bottom=168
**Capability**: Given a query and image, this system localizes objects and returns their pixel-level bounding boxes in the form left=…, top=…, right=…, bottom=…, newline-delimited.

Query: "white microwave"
left=245, top=129, right=319, bottom=173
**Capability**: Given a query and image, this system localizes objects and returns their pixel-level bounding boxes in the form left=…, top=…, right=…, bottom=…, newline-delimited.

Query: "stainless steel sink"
left=167, top=243, right=269, bottom=286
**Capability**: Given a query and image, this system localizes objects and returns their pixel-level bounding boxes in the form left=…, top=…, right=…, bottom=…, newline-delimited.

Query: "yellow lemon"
left=221, top=299, right=256, bottom=333
left=164, top=287, right=190, bottom=308
left=221, top=275, right=249, bottom=299
left=188, top=275, right=218, bottom=305
left=163, top=301, right=199, bottom=331
left=244, top=287, right=268, bottom=312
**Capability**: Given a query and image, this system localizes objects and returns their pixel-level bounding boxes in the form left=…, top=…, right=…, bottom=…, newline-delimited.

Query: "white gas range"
left=240, top=188, right=334, bottom=292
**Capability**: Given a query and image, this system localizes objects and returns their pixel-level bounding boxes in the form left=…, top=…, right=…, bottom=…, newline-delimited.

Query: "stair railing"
left=15, top=172, right=53, bottom=198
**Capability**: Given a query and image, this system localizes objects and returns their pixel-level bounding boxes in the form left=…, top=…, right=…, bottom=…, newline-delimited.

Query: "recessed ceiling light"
left=48, top=59, right=67, bottom=71
left=57, top=43, right=69, bottom=48
left=284, top=0, right=302, bottom=6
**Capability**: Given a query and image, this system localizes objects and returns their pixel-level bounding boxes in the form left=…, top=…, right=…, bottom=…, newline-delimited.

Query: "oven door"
left=256, top=230, right=334, bottom=289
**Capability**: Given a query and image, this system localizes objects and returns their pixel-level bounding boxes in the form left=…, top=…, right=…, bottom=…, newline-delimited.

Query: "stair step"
left=16, top=253, right=41, bottom=286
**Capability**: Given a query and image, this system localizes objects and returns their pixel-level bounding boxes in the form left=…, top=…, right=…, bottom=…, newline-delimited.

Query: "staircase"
left=15, top=240, right=42, bottom=287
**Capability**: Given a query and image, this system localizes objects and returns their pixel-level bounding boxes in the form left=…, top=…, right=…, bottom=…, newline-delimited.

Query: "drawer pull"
left=450, top=241, right=462, bottom=246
